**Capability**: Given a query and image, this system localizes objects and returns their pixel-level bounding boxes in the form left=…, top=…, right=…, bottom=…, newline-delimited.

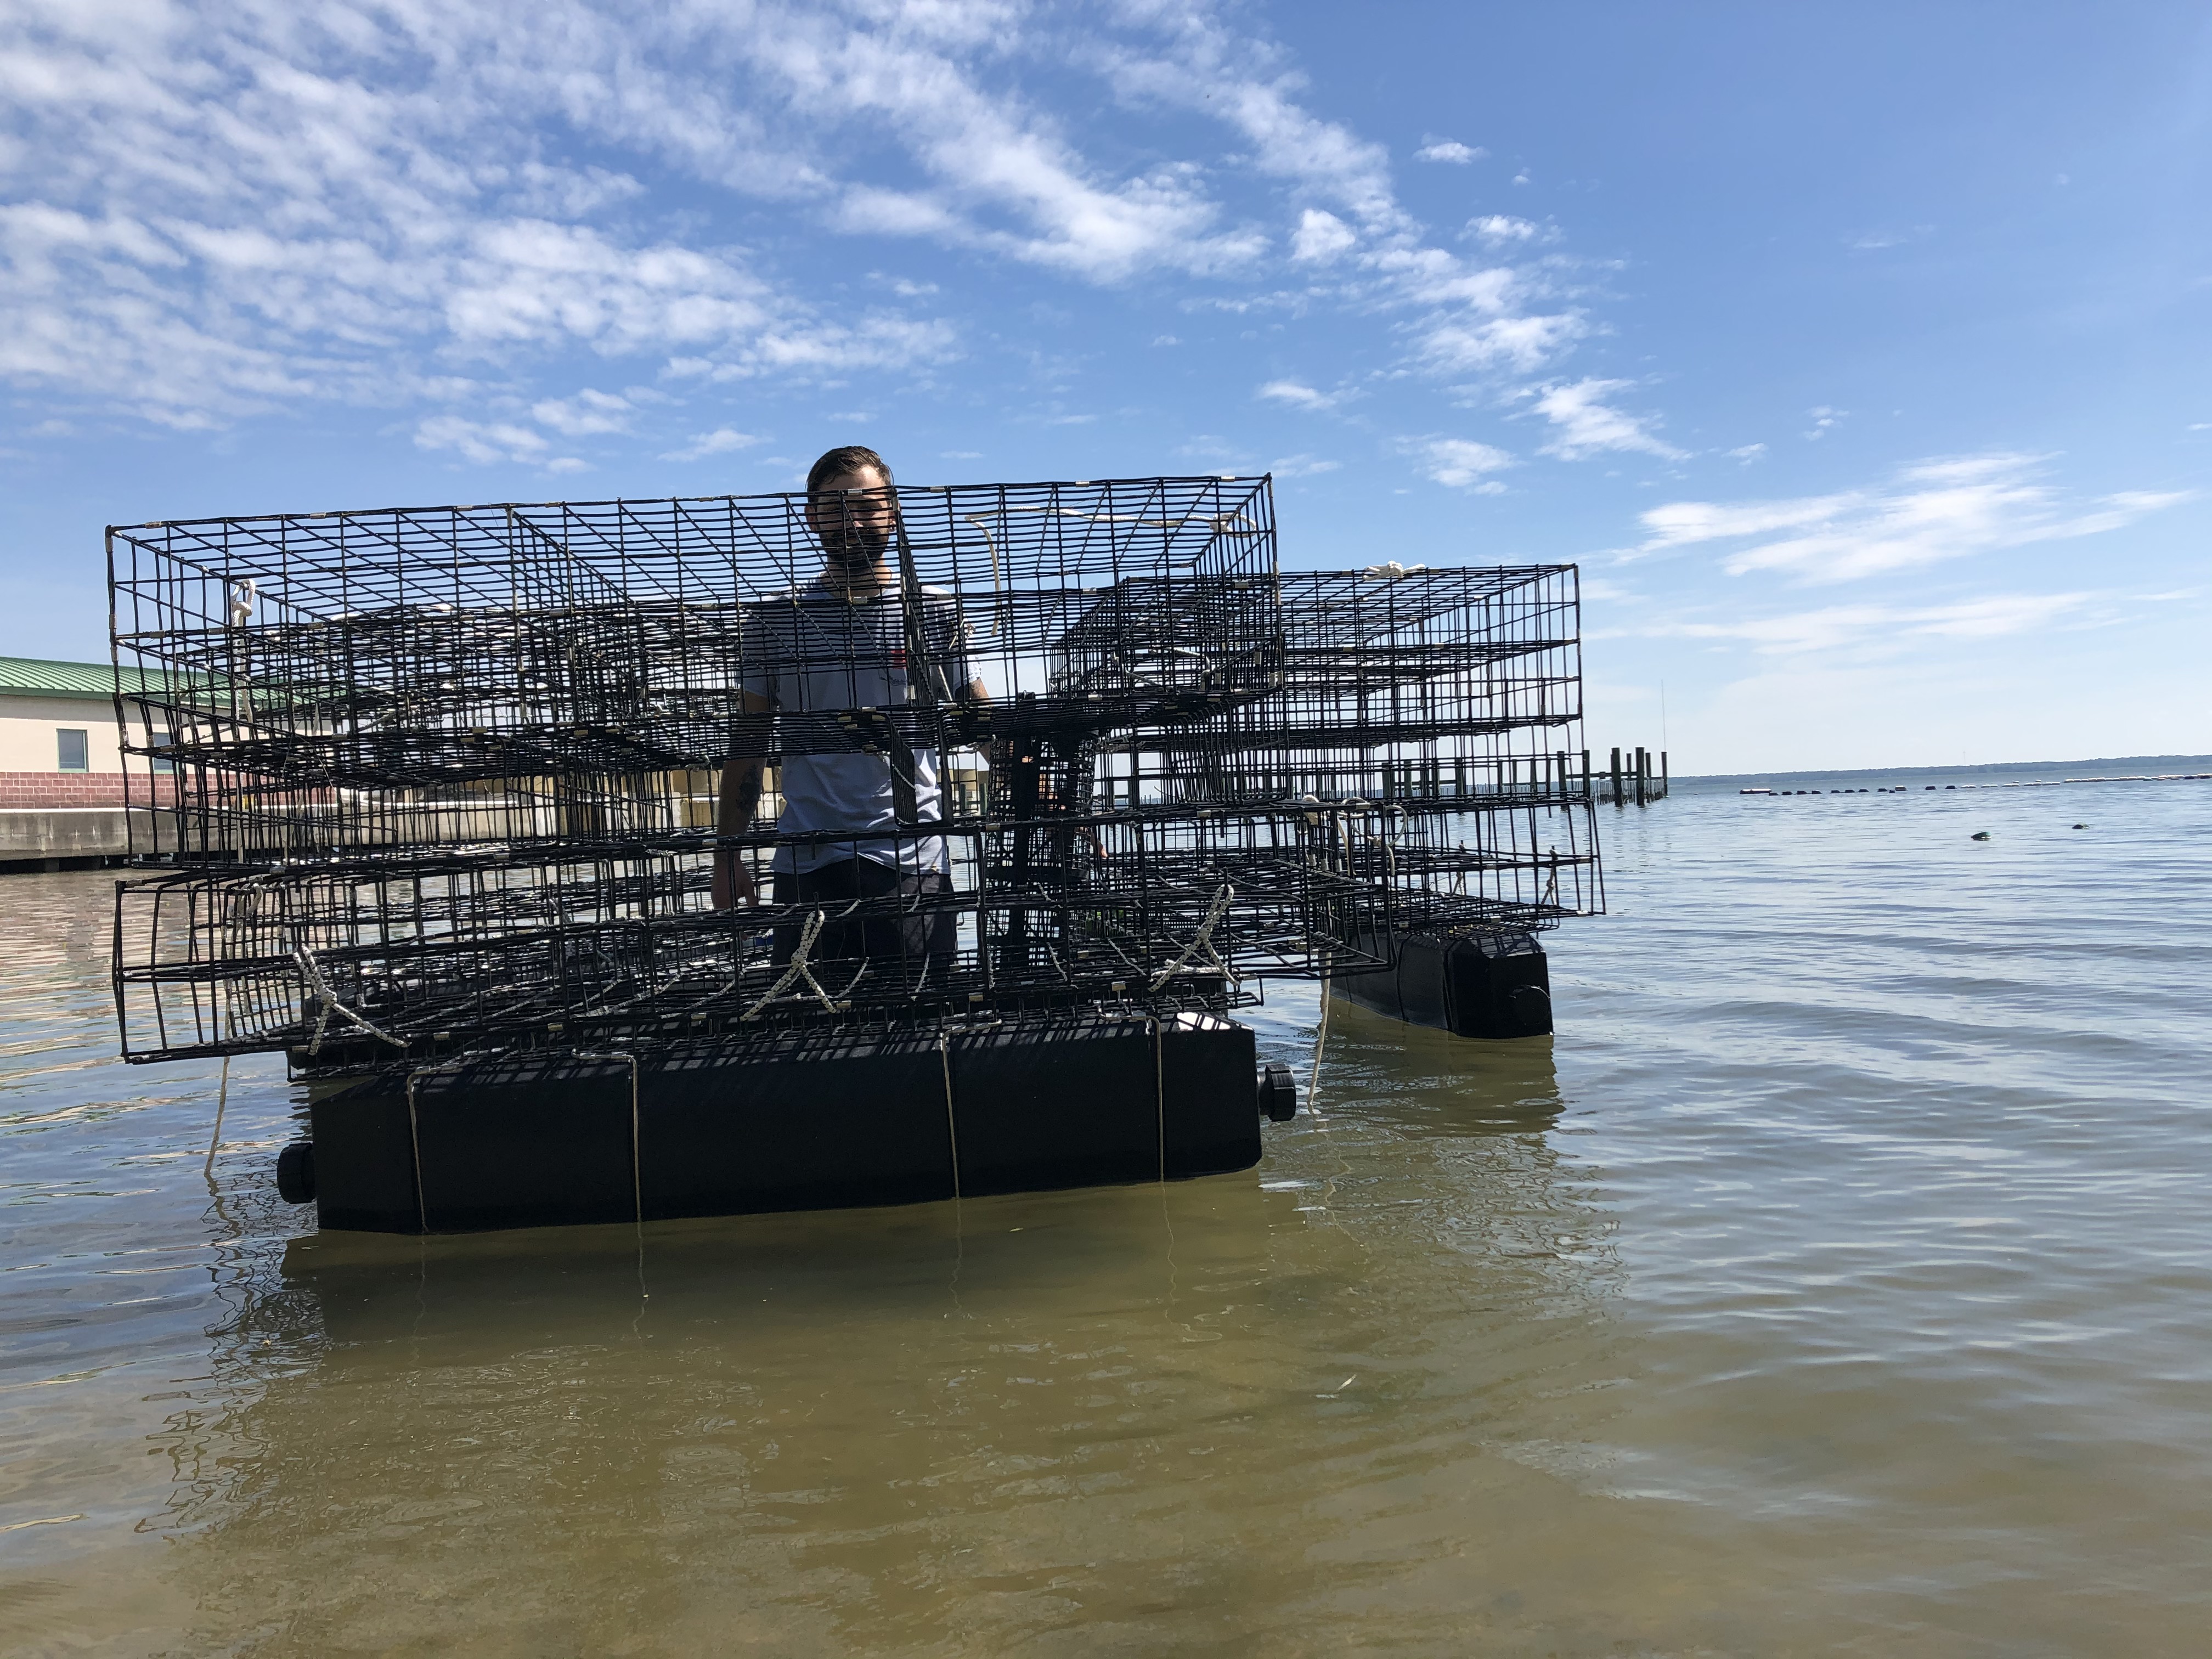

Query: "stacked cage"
left=107, top=477, right=1601, bottom=1076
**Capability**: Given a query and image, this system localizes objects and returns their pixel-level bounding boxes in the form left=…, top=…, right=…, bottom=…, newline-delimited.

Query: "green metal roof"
left=0, top=656, right=187, bottom=702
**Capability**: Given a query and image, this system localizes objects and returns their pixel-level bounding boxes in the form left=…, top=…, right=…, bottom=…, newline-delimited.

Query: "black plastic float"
left=1330, top=927, right=1553, bottom=1040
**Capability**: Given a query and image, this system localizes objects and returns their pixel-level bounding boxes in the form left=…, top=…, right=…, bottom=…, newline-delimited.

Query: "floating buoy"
left=275, top=1141, right=316, bottom=1204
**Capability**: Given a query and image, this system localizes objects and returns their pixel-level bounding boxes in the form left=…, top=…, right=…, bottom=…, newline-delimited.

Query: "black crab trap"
left=106, top=476, right=1603, bottom=1231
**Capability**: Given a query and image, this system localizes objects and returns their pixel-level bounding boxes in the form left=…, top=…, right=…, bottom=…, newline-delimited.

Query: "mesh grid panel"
left=106, top=477, right=1601, bottom=1067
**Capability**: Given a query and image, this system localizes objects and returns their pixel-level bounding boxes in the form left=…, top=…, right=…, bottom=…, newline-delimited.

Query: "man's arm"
left=713, top=690, right=772, bottom=909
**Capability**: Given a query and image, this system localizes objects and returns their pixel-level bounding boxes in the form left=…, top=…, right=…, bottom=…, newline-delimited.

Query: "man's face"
left=805, top=466, right=896, bottom=572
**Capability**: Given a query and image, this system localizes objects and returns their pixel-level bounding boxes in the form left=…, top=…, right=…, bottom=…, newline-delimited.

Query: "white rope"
left=574, top=1049, right=644, bottom=1226
left=404, top=1058, right=475, bottom=1234
left=1309, top=966, right=1331, bottom=1113
left=291, top=944, right=407, bottom=1053
left=1148, top=883, right=1238, bottom=992
left=740, top=909, right=843, bottom=1019
left=937, top=1032, right=962, bottom=1200
left=202, top=1055, right=230, bottom=1179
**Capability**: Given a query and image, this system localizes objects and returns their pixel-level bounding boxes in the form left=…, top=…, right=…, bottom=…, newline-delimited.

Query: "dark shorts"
left=769, top=859, right=957, bottom=979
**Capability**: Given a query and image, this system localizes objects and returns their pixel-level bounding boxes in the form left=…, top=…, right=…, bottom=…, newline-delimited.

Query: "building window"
left=57, top=728, right=90, bottom=772
left=151, top=730, right=175, bottom=774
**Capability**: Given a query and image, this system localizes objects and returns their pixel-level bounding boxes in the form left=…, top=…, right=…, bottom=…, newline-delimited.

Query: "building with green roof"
left=1, top=656, right=175, bottom=867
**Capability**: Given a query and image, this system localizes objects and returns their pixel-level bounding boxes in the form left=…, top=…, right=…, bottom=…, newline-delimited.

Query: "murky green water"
left=5, top=777, right=2210, bottom=1655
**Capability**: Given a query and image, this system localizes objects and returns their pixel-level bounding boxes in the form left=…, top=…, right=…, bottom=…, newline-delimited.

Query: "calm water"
left=4, top=777, right=2210, bottom=1656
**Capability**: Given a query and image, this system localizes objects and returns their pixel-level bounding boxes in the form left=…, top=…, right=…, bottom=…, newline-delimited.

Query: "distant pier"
left=1590, top=745, right=1668, bottom=806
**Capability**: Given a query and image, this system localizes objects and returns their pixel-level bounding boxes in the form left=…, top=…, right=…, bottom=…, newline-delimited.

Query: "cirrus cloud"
left=0, top=0, right=1610, bottom=467
left=1634, top=454, right=2191, bottom=583
left=1529, top=378, right=1688, bottom=461
left=1646, top=592, right=2097, bottom=653
left=1413, top=436, right=1515, bottom=490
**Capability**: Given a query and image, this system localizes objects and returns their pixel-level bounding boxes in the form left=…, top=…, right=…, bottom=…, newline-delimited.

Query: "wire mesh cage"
left=106, top=476, right=1602, bottom=1069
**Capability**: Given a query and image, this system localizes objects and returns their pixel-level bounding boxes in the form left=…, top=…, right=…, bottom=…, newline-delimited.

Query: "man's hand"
left=713, top=850, right=758, bottom=910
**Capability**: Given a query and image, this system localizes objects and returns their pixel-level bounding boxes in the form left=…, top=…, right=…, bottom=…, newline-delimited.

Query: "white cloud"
left=1728, top=443, right=1767, bottom=463
left=659, top=427, right=761, bottom=461
left=1091, top=9, right=1582, bottom=381
left=0, top=0, right=1604, bottom=449
left=1653, top=592, right=2096, bottom=653
left=684, top=5, right=1271, bottom=282
left=4, top=0, right=1303, bottom=428
left=1804, top=406, right=1844, bottom=439
left=1846, top=225, right=1931, bottom=251
left=417, top=415, right=568, bottom=468
left=1100, top=18, right=1408, bottom=235
left=1639, top=494, right=1857, bottom=550
left=1464, top=215, right=1545, bottom=245
left=833, top=188, right=966, bottom=240
left=1257, top=379, right=1341, bottom=411
left=1415, top=140, right=1485, bottom=165
left=0, top=3, right=992, bottom=428
left=1290, top=208, right=1357, bottom=263
left=693, top=316, right=961, bottom=379
left=1420, top=313, right=1583, bottom=375
left=531, top=388, right=634, bottom=437
left=1634, top=454, right=2193, bottom=583
left=503, top=163, right=648, bottom=220
left=445, top=222, right=775, bottom=353
left=1178, top=439, right=1341, bottom=481
left=1176, top=434, right=1240, bottom=464
left=1372, top=246, right=1518, bottom=310
left=1415, top=437, right=1515, bottom=489
left=1530, top=378, right=1687, bottom=461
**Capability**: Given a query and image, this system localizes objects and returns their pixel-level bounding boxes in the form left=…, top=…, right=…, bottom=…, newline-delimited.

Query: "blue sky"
left=3, top=0, right=2207, bottom=771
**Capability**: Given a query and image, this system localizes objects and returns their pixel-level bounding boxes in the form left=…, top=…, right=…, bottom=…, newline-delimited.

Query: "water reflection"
left=1314, top=991, right=1567, bottom=1131
left=13, top=780, right=2212, bottom=1652
left=143, top=1026, right=1643, bottom=1656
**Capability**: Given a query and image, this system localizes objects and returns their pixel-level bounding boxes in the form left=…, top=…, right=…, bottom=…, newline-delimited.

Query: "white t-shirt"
left=741, top=579, right=972, bottom=874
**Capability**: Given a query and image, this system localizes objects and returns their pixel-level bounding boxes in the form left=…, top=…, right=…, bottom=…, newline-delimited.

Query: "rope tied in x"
left=740, top=907, right=846, bottom=1020
left=291, top=943, right=408, bottom=1054
left=1148, top=883, right=1238, bottom=992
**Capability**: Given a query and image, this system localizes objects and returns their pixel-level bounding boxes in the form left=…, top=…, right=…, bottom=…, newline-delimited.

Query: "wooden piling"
left=1610, top=746, right=1623, bottom=806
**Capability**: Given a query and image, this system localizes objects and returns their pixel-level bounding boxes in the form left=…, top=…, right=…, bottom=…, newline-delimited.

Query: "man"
left=713, top=446, right=986, bottom=978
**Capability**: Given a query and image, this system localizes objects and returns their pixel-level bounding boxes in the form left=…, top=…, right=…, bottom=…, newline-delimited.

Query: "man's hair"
left=806, top=445, right=893, bottom=495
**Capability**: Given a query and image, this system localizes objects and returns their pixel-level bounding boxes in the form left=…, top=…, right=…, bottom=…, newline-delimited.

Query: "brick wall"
left=0, top=772, right=182, bottom=808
